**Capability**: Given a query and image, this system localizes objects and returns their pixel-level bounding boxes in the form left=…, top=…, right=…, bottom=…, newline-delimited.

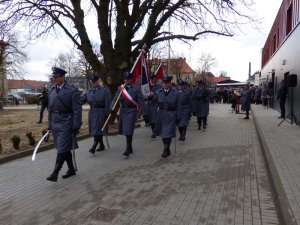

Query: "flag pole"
left=130, top=51, right=143, bottom=74
left=101, top=85, right=124, bottom=131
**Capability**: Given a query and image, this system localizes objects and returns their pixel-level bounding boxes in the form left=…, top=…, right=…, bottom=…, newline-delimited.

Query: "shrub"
left=11, top=135, right=21, bottom=150
left=26, top=132, right=36, bottom=146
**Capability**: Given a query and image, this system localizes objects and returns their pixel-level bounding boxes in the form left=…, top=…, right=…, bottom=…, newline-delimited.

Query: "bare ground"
left=0, top=108, right=91, bottom=156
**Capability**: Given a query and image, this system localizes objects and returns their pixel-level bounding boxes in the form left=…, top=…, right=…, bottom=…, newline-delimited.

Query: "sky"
left=23, top=0, right=283, bottom=82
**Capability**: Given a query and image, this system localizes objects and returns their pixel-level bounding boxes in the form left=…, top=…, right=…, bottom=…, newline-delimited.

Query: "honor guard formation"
left=44, top=66, right=216, bottom=182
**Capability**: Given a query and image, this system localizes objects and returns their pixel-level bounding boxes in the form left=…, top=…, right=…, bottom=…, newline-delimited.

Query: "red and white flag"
left=155, top=62, right=165, bottom=83
left=130, top=50, right=151, bottom=97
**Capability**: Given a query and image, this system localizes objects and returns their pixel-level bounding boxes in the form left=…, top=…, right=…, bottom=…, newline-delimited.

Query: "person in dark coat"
left=81, top=75, right=111, bottom=154
left=277, top=80, right=288, bottom=118
left=153, top=75, right=181, bottom=158
left=147, top=73, right=161, bottom=138
left=47, top=67, right=82, bottom=182
left=110, top=70, right=149, bottom=156
left=37, top=89, right=48, bottom=124
left=177, top=79, right=191, bottom=141
left=241, top=85, right=251, bottom=119
left=191, top=80, right=210, bottom=130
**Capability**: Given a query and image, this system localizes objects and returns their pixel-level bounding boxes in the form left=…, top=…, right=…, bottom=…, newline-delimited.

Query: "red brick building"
left=261, top=0, right=300, bottom=118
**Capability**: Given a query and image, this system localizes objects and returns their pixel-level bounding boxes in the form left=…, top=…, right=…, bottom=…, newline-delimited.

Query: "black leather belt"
left=159, top=107, right=176, bottom=111
left=52, top=110, right=72, bottom=115
left=90, top=105, right=105, bottom=108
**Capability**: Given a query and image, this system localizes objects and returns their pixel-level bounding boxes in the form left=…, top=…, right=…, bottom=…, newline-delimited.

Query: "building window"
left=273, top=33, right=277, bottom=53
left=286, top=3, right=293, bottom=35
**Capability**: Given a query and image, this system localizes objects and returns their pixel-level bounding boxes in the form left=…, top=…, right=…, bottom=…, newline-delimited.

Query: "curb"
left=0, top=123, right=141, bottom=165
left=251, top=105, right=297, bottom=225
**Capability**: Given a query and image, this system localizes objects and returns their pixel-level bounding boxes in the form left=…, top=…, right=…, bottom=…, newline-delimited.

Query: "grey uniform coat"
left=241, top=89, right=251, bottom=111
left=111, top=85, right=148, bottom=136
left=147, top=83, right=161, bottom=124
left=178, top=87, right=192, bottom=127
left=48, top=81, right=82, bottom=154
left=81, top=86, right=111, bottom=135
left=191, top=87, right=209, bottom=118
left=154, top=87, right=181, bottom=139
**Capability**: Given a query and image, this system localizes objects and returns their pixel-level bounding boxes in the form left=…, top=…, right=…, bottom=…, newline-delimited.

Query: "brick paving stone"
left=0, top=104, right=280, bottom=225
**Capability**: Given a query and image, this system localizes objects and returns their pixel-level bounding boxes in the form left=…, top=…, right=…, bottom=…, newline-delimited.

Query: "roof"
left=8, top=79, right=48, bottom=89
left=150, top=57, right=195, bottom=74
left=211, top=76, right=227, bottom=83
left=218, top=79, right=240, bottom=84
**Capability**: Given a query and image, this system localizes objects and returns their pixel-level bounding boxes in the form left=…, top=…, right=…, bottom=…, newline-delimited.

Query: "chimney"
left=248, top=62, right=251, bottom=79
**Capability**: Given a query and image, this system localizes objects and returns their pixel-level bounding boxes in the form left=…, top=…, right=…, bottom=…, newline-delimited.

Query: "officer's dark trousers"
left=38, top=105, right=47, bottom=122
left=197, top=117, right=207, bottom=129
left=162, top=138, right=171, bottom=158
left=178, top=126, right=187, bottom=141
left=123, top=135, right=133, bottom=155
left=280, top=99, right=286, bottom=117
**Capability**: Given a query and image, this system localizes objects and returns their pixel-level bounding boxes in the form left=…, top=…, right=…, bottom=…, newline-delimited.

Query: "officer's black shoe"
left=123, top=150, right=130, bottom=157
left=97, top=144, right=105, bottom=151
left=89, top=148, right=96, bottom=154
left=62, top=169, right=76, bottom=179
left=46, top=173, right=58, bottom=182
left=151, top=133, right=156, bottom=138
left=198, top=125, right=201, bottom=130
left=243, top=116, right=249, bottom=119
left=203, top=124, right=207, bottom=129
left=36, top=121, right=42, bottom=124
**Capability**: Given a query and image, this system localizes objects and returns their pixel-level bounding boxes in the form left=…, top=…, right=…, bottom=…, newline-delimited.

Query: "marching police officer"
left=147, top=73, right=161, bottom=138
left=47, top=67, right=82, bottom=182
left=154, top=75, right=181, bottom=158
left=110, top=71, right=149, bottom=156
left=81, top=75, right=111, bottom=154
left=192, top=80, right=209, bottom=130
left=37, top=89, right=48, bottom=124
left=241, top=85, right=251, bottom=119
left=177, top=79, right=191, bottom=141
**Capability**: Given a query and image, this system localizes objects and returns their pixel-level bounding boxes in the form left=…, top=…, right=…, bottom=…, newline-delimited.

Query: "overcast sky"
left=23, top=0, right=283, bottom=82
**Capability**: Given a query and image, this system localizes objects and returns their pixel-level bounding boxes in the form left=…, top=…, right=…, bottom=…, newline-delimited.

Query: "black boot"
left=181, top=126, right=187, bottom=141
left=62, top=151, right=76, bottom=179
left=197, top=117, right=202, bottom=130
left=203, top=118, right=207, bottom=129
left=47, top=153, right=65, bottom=182
left=243, top=113, right=249, bottom=119
left=150, top=123, right=156, bottom=138
left=161, top=138, right=171, bottom=158
left=123, top=135, right=133, bottom=156
left=178, top=127, right=183, bottom=141
left=96, top=135, right=105, bottom=151
left=89, top=136, right=98, bottom=154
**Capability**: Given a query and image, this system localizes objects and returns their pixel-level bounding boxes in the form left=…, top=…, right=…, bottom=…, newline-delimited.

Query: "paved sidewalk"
left=0, top=104, right=279, bottom=225
left=252, top=104, right=300, bottom=225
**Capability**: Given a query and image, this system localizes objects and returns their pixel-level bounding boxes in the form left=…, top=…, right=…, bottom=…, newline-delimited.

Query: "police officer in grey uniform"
left=177, top=79, right=191, bottom=141
left=192, top=80, right=209, bottom=130
left=81, top=75, right=111, bottom=154
left=47, top=67, right=82, bottom=182
left=110, top=71, right=149, bottom=156
left=241, top=85, right=251, bottom=119
left=147, top=73, right=161, bottom=138
left=154, top=75, right=181, bottom=158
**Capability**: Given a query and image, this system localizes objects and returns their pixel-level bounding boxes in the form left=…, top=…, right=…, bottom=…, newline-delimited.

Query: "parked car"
left=7, top=93, right=24, bottom=102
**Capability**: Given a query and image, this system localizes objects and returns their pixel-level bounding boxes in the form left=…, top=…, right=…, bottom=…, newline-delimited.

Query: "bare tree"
left=0, top=32, right=28, bottom=79
left=0, top=32, right=28, bottom=99
left=197, top=52, right=217, bottom=74
left=0, top=0, right=257, bottom=89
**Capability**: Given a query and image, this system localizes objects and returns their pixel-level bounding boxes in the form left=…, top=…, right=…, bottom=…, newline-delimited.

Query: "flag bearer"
left=110, top=71, right=149, bottom=156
